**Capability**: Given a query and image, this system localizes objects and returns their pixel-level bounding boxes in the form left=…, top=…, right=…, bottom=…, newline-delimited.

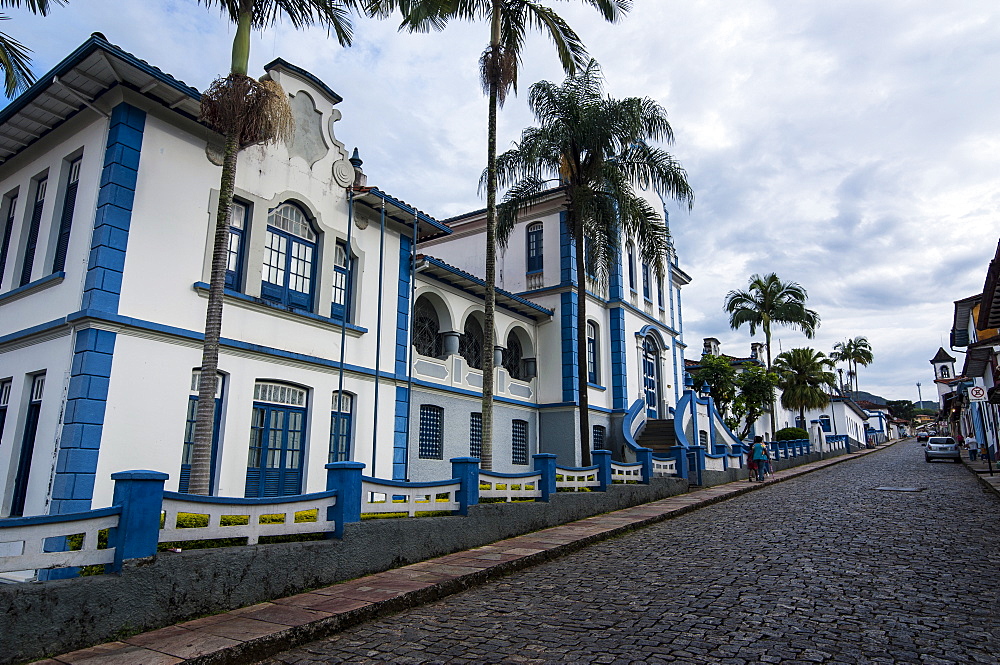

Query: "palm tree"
left=772, top=348, right=836, bottom=428
left=831, top=336, right=873, bottom=396
left=493, top=62, right=693, bottom=465
left=0, top=1, right=65, bottom=97
left=724, top=272, right=819, bottom=436
left=370, top=0, right=627, bottom=470
left=188, top=0, right=360, bottom=495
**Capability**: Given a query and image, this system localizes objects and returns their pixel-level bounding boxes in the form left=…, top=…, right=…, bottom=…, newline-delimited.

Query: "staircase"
left=635, top=419, right=677, bottom=455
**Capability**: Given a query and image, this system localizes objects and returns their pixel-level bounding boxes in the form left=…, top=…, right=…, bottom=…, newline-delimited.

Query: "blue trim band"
left=192, top=282, right=368, bottom=334
left=0, top=272, right=64, bottom=306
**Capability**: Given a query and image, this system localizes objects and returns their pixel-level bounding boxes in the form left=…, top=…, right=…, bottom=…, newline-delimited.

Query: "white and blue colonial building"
left=0, top=36, right=693, bottom=518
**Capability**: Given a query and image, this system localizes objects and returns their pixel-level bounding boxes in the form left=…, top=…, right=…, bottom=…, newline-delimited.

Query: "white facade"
left=0, top=37, right=692, bottom=516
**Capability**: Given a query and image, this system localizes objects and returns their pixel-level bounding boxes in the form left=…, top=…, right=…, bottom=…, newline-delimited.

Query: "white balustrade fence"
left=611, top=462, right=643, bottom=483
left=555, top=467, right=601, bottom=491
left=479, top=471, right=542, bottom=501
left=652, top=458, right=677, bottom=477
left=159, top=491, right=338, bottom=546
left=0, top=508, right=119, bottom=574
left=361, top=479, right=461, bottom=516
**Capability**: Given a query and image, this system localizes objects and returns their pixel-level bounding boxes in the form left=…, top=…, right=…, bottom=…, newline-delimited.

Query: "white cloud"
left=5, top=0, right=999, bottom=401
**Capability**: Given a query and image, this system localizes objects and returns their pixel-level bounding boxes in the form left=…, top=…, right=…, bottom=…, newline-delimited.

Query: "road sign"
left=969, top=385, right=987, bottom=401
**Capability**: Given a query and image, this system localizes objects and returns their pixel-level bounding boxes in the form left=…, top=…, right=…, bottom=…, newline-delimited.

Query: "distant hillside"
left=849, top=390, right=886, bottom=405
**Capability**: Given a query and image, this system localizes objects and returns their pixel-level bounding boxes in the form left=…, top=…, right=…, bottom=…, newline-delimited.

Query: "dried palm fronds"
left=200, top=73, right=294, bottom=148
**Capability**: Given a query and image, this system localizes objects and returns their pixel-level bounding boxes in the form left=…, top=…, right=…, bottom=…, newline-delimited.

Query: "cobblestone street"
left=261, top=441, right=1000, bottom=664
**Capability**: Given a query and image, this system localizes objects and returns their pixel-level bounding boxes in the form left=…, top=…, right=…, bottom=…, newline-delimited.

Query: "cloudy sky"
left=5, top=0, right=999, bottom=402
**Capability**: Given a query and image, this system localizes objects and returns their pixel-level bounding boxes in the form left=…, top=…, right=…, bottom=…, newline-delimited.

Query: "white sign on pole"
left=969, top=385, right=987, bottom=402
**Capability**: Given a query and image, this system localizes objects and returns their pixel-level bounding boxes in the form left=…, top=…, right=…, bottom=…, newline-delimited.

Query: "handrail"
left=622, top=397, right=648, bottom=454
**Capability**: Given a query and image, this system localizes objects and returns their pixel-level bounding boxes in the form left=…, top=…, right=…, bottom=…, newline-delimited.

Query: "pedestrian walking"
left=752, top=436, right=769, bottom=482
left=967, top=433, right=978, bottom=461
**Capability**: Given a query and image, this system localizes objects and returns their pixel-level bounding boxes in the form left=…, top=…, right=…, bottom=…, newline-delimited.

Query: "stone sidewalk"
left=962, top=454, right=1000, bottom=495
left=38, top=443, right=899, bottom=665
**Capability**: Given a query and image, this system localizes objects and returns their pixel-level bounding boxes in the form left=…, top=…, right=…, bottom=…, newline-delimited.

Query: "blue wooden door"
left=245, top=403, right=305, bottom=497
left=643, top=338, right=660, bottom=418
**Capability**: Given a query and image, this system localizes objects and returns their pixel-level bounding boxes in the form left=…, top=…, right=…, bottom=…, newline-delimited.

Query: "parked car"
left=917, top=433, right=929, bottom=442
left=925, top=436, right=961, bottom=463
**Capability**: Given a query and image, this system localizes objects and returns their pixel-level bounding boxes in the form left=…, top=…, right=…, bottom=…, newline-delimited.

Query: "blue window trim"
left=587, top=382, right=607, bottom=391
left=0, top=194, right=18, bottom=290
left=19, top=177, right=46, bottom=287
left=51, top=157, right=82, bottom=274
left=329, top=392, right=354, bottom=463
left=225, top=200, right=249, bottom=291
left=626, top=243, right=636, bottom=292
left=330, top=241, right=354, bottom=323
left=0, top=271, right=64, bottom=305
left=641, top=262, right=651, bottom=301
left=586, top=321, right=598, bottom=385
left=526, top=222, right=543, bottom=273
left=261, top=203, right=318, bottom=312
left=193, top=282, right=368, bottom=334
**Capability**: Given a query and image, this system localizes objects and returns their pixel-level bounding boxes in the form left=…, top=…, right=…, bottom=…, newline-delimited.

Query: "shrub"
left=774, top=427, right=809, bottom=442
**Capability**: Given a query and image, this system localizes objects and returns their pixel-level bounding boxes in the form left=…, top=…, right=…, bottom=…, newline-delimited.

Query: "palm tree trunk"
left=479, top=5, right=502, bottom=471
left=190, top=129, right=239, bottom=495
left=190, top=8, right=251, bottom=495
left=573, top=211, right=591, bottom=466
left=764, top=324, right=776, bottom=438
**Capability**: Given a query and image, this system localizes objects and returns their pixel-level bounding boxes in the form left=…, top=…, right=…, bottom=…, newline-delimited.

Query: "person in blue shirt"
left=752, top=436, right=769, bottom=481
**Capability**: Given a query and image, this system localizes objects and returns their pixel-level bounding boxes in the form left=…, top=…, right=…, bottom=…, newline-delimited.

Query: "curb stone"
left=42, top=440, right=901, bottom=665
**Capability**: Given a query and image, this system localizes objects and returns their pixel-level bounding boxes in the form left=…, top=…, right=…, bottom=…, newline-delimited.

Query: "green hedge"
left=774, top=427, right=809, bottom=442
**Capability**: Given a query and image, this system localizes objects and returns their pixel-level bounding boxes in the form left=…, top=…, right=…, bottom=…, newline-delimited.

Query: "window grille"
left=470, top=412, right=482, bottom=459
left=511, top=419, right=528, bottom=465
left=254, top=382, right=306, bottom=407
left=460, top=317, right=484, bottom=370
left=592, top=425, right=606, bottom=450
left=267, top=203, right=315, bottom=241
left=419, top=405, right=444, bottom=459
left=30, top=374, right=44, bottom=402
left=503, top=332, right=523, bottom=380
left=413, top=297, right=443, bottom=357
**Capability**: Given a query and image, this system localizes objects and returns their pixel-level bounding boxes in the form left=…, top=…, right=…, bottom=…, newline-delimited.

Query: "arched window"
left=179, top=370, right=223, bottom=494
left=226, top=201, right=249, bottom=290
left=460, top=317, right=484, bottom=370
left=627, top=242, right=636, bottom=292
left=526, top=223, right=543, bottom=272
left=246, top=381, right=307, bottom=497
left=413, top=297, right=443, bottom=358
left=261, top=202, right=317, bottom=310
left=940, top=366, right=950, bottom=378
left=331, top=241, right=355, bottom=322
left=503, top=331, right=524, bottom=380
left=330, top=391, right=354, bottom=463
left=586, top=321, right=599, bottom=384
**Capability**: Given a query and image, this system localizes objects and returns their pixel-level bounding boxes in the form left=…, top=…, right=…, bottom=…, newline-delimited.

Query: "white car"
left=925, top=437, right=961, bottom=463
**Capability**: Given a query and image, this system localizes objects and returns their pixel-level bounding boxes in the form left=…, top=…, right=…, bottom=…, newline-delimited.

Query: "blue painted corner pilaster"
left=51, top=103, right=145, bottom=516
left=610, top=307, right=627, bottom=410
left=560, top=291, right=579, bottom=403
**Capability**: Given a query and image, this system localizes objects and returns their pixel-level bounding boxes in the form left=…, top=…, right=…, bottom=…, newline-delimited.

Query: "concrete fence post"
left=326, top=461, right=364, bottom=538
left=593, top=450, right=612, bottom=491
left=533, top=453, right=557, bottom=501
left=110, top=470, right=168, bottom=573
left=451, top=457, right=480, bottom=515
left=636, top=447, right=653, bottom=483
